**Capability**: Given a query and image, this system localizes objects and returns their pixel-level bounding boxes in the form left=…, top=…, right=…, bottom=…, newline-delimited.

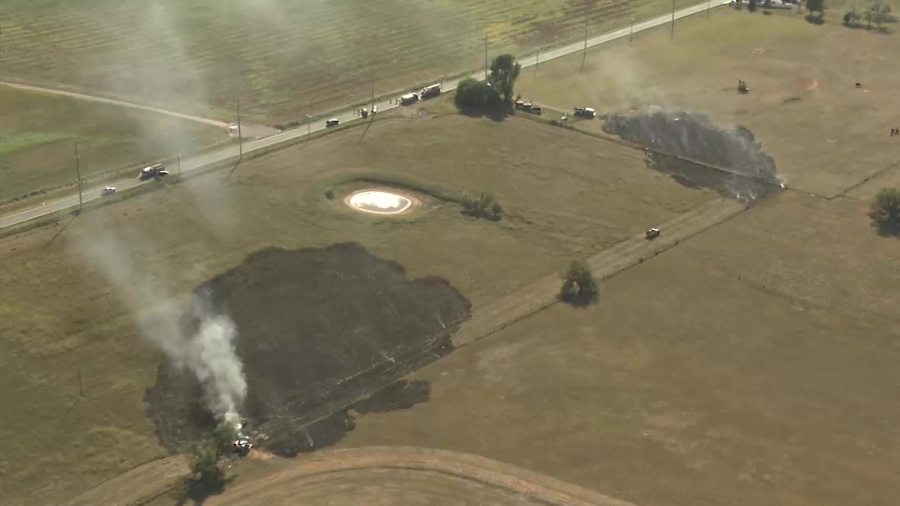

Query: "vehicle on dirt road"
left=326, top=118, right=340, bottom=127
left=101, top=186, right=117, bottom=196
left=645, top=227, right=661, bottom=240
left=139, top=163, right=168, bottom=180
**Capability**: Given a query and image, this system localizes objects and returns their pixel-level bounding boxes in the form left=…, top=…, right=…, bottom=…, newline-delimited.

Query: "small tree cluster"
left=461, top=192, right=503, bottom=220
left=871, top=187, right=900, bottom=231
left=560, top=259, right=599, bottom=305
left=189, top=422, right=238, bottom=485
left=454, top=54, right=521, bottom=113
left=455, top=78, right=499, bottom=111
left=844, top=0, right=892, bottom=28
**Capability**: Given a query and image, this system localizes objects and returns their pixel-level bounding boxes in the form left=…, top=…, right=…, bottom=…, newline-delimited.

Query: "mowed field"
left=0, top=0, right=673, bottom=124
left=0, top=103, right=712, bottom=505
left=0, top=87, right=229, bottom=203
left=515, top=7, right=900, bottom=197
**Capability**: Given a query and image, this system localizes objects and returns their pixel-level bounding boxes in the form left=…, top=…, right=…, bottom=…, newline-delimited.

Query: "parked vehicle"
left=400, top=93, right=419, bottom=105
left=101, top=186, right=117, bottom=196
left=326, top=118, right=340, bottom=127
left=139, top=163, right=168, bottom=180
left=420, top=84, right=441, bottom=99
left=574, top=107, right=596, bottom=118
left=645, top=227, right=661, bottom=240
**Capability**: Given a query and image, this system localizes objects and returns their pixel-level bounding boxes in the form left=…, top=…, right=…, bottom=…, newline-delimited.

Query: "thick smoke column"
left=180, top=302, right=247, bottom=427
left=73, top=232, right=247, bottom=426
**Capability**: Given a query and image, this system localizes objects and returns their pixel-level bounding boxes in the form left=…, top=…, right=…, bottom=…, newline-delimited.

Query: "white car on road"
left=101, top=186, right=117, bottom=196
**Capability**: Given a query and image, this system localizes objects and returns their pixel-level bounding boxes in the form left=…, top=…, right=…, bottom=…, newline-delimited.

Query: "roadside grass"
left=0, top=87, right=230, bottom=203
left=0, top=0, right=680, bottom=125
left=516, top=7, right=900, bottom=197
left=0, top=107, right=712, bottom=505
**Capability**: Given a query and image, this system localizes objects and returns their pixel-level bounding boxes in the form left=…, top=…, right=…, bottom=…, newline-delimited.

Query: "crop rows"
left=0, top=0, right=650, bottom=124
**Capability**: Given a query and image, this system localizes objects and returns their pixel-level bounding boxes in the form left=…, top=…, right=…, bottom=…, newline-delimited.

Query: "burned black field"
left=145, top=243, right=470, bottom=455
left=604, top=110, right=783, bottom=201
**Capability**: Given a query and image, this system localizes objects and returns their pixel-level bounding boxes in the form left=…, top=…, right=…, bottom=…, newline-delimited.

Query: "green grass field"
left=0, top=0, right=674, bottom=124
left=0, top=102, right=711, bottom=505
left=0, top=87, right=229, bottom=202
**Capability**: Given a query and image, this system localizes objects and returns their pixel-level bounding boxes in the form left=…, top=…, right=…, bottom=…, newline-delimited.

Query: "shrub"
left=871, top=187, right=900, bottom=231
left=560, top=259, right=599, bottom=305
left=461, top=192, right=503, bottom=220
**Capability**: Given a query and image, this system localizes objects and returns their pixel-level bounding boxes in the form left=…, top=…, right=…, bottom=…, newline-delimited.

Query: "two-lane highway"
left=0, top=0, right=730, bottom=230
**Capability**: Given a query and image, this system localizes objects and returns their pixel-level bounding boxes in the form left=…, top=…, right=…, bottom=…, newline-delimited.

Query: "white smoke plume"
left=73, top=231, right=247, bottom=426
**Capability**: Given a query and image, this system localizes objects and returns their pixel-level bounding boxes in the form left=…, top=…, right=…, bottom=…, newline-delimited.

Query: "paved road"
left=0, top=0, right=730, bottom=231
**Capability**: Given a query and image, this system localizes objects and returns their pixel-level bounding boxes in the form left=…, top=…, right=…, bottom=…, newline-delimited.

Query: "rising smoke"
left=73, top=232, right=247, bottom=427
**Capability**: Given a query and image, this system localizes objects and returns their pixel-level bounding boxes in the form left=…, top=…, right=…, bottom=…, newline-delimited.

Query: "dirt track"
left=208, top=446, right=640, bottom=506
left=453, top=197, right=746, bottom=347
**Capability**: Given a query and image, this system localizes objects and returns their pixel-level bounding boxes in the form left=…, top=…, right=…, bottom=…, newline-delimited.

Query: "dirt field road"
left=0, top=81, right=232, bottom=129
left=454, top=197, right=747, bottom=347
left=59, top=456, right=188, bottom=506
left=208, top=446, right=639, bottom=506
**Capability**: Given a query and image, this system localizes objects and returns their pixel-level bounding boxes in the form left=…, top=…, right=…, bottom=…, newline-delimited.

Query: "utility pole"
left=74, top=141, right=83, bottom=210
left=370, top=67, right=375, bottom=109
left=484, top=32, right=488, bottom=80
left=630, top=16, right=635, bottom=42
left=306, top=115, right=312, bottom=141
left=439, top=74, right=445, bottom=90
left=535, top=46, right=540, bottom=74
left=581, top=18, right=589, bottom=72
left=78, top=367, right=85, bottom=398
left=236, top=100, right=243, bottom=158
left=671, top=0, right=676, bottom=40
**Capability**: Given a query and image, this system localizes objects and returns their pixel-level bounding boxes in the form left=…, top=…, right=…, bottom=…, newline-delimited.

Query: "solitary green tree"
left=871, top=187, right=900, bottom=230
left=560, top=259, right=599, bottom=304
left=487, top=54, right=522, bottom=106
left=190, top=440, right=223, bottom=484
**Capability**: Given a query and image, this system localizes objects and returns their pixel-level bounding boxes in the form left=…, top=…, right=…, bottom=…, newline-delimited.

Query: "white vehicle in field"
left=101, top=186, right=117, bottom=196
left=645, top=227, right=661, bottom=240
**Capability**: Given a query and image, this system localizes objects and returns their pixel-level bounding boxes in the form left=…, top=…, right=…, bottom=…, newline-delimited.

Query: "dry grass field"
left=516, top=7, right=900, bottom=197
left=336, top=190, right=900, bottom=506
left=0, top=0, right=674, bottom=124
left=3, top=5, right=900, bottom=506
left=0, top=103, right=710, bottom=505
left=0, top=87, right=229, bottom=203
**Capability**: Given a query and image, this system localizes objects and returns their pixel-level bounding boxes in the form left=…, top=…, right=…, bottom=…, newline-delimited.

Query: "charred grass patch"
left=0, top=111, right=712, bottom=504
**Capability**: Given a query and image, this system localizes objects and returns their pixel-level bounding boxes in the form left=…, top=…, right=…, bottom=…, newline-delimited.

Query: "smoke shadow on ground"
left=603, top=110, right=783, bottom=202
left=145, top=243, right=469, bottom=455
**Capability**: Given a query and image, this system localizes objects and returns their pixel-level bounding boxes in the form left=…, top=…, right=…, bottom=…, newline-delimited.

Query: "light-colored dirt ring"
left=344, top=188, right=422, bottom=215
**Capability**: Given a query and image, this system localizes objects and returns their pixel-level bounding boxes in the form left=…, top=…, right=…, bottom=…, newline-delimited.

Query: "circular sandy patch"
left=344, top=189, right=421, bottom=215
